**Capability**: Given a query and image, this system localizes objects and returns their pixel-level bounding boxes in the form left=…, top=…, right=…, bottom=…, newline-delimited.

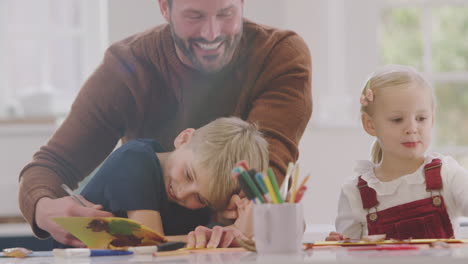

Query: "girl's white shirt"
left=336, top=153, right=468, bottom=239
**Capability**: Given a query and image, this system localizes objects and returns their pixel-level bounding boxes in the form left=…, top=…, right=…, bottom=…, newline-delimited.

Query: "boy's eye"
left=417, top=116, right=427, bottom=122
left=391, top=118, right=403, bottom=123
left=197, top=194, right=207, bottom=205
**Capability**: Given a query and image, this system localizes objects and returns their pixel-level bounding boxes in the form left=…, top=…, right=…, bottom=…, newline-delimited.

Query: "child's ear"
left=158, top=0, right=171, bottom=23
left=361, top=112, right=377, bottom=136
left=174, top=128, right=195, bottom=148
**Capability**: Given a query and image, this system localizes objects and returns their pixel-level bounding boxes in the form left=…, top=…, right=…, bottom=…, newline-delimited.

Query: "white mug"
left=253, top=203, right=304, bottom=254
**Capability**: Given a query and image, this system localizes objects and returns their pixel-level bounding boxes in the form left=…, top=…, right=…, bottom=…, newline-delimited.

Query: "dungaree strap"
left=357, top=176, right=379, bottom=209
left=424, top=159, right=443, bottom=190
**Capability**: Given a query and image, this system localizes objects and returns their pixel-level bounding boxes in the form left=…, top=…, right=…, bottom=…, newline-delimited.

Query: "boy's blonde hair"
left=187, top=117, right=269, bottom=211
left=360, top=64, right=434, bottom=164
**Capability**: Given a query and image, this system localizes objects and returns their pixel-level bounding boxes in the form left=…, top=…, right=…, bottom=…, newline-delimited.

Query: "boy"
left=81, top=117, right=269, bottom=243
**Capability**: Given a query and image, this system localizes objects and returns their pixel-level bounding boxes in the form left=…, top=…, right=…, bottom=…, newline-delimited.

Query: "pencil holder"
left=253, top=203, right=304, bottom=254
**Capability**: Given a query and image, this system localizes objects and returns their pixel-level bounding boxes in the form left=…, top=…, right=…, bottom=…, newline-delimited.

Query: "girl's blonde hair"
left=360, top=64, right=434, bottom=164
left=187, top=117, right=269, bottom=211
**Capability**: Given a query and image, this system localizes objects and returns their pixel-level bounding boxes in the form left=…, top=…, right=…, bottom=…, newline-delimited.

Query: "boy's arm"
left=127, top=210, right=165, bottom=235
left=127, top=210, right=188, bottom=243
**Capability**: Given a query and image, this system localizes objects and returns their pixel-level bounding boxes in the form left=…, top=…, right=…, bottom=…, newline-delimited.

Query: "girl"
left=329, top=65, right=468, bottom=240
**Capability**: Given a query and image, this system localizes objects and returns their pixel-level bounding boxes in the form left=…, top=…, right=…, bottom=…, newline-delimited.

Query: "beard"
left=170, top=24, right=242, bottom=73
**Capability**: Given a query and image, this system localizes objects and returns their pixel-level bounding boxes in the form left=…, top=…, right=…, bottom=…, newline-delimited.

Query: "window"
left=379, top=0, right=468, bottom=165
left=0, top=0, right=106, bottom=120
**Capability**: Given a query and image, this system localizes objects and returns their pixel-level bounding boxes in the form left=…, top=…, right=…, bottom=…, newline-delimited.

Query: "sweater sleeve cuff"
left=269, top=153, right=289, bottom=185
left=19, top=167, right=65, bottom=239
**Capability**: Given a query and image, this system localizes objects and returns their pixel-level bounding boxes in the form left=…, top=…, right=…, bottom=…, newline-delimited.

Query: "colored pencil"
left=267, top=168, right=284, bottom=203
left=263, top=174, right=279, bottom=204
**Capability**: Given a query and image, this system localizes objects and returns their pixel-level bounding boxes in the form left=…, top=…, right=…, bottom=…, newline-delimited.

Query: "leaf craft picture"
left=53, top=217, right=167, bottom=249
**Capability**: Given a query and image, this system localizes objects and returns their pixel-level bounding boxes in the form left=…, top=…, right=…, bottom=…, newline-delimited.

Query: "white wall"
left=105, top=0, right=289, bottom=43
left=106, top=0, right=165, bottom=44
left=0, top=124, right=55, bottom=216
left=1, top=0, right=378, bottom=229
left=281, top=0, right=378, bottom=224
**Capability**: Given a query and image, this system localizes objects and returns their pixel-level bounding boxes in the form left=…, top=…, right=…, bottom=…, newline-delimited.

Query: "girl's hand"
left=325, top=231, right=349, bottom=241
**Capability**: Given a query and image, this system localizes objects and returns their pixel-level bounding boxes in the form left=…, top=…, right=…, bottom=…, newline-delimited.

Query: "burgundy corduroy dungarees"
left=357, top=159, right=454, bottom=239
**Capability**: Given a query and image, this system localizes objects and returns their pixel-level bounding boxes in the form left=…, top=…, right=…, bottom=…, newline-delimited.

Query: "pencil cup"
left=253, top=203, right=304, bottom=254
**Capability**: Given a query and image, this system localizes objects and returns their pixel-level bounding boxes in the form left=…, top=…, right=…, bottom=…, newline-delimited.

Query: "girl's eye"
left=186, top=172, right=192, bottom=181
left=417, top=116, right=427, bottom=122
left=391, top=118, right=402, bottom=123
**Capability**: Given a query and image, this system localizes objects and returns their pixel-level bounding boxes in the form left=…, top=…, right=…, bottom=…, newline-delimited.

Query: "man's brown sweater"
left=19, top=20, right=312, bottom=238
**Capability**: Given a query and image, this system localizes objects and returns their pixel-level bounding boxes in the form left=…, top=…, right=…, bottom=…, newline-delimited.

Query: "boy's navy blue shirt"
left=81, top=139, right=211, bottom=236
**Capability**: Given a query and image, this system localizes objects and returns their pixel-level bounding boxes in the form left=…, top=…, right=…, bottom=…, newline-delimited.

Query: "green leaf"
left=108, top=220, right=141, bottom=236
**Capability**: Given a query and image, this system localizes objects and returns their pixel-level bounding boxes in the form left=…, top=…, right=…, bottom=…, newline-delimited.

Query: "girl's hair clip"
left=360, top=95, right=368, bottom=106
left=360, top=88, right=374, bottom=106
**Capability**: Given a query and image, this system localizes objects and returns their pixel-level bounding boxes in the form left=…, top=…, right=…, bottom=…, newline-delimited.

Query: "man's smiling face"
left=161, top=0, right=244, bottom=73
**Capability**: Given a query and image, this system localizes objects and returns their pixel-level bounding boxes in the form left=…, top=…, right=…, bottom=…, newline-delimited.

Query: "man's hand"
left=35, top=196, right=113, bottom=247
left=186, top=225, right=248, bottom=249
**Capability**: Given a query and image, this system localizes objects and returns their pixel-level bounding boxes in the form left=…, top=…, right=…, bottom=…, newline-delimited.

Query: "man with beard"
left=18, top=0, right=312, bottom=248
